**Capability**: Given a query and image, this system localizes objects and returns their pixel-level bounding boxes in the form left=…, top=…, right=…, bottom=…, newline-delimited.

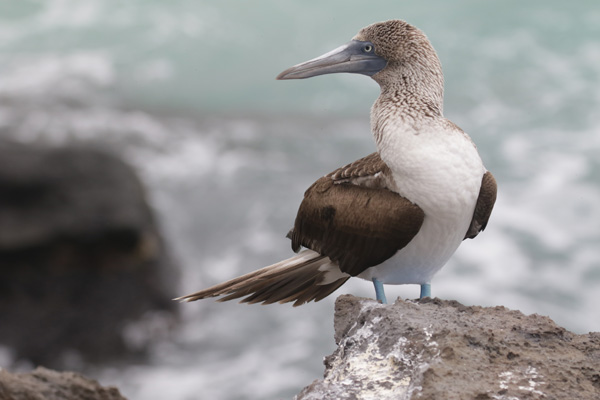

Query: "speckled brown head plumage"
left=355, top=20, right=444, bottom=108
left=354, top=20, right=429, bottom=62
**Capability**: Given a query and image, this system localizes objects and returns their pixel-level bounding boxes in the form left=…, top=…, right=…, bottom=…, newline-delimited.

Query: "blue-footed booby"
left=177, top=20, right=497, bottom=305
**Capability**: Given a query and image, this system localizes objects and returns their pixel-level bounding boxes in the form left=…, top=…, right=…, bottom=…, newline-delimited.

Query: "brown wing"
left=464, top=171, right=497, bottom=240
left=288, top=153, right=425, bottom=277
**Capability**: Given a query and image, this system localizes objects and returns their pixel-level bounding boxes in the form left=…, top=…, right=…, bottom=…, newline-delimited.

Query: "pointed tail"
left=175, top=250, right=350, bottom=307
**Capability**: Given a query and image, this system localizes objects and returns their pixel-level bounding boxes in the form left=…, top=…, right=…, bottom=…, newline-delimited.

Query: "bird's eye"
left=363, top=44, right=373, bottom=53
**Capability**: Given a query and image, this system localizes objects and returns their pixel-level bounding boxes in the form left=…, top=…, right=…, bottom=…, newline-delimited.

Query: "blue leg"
left=372, top=278, right=387, bottom=304
left=420, top=283, right=431, bottom=299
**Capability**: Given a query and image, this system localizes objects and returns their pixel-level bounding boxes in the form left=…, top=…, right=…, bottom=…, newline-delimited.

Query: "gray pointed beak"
left=276, top=40, right=387, bottom=80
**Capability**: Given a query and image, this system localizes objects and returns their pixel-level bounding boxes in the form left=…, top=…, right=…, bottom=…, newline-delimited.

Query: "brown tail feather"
left=175, top=250, right=350, bottom=306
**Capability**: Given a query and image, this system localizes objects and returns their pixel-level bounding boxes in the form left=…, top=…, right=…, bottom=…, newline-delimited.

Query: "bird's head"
left=277, top=20, right=443, bottom=102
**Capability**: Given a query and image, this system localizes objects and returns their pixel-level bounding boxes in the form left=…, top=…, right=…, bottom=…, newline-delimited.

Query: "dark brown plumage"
left=289, top=154, right=425, bottom=277
left=464, top=171, right=498, bottom=239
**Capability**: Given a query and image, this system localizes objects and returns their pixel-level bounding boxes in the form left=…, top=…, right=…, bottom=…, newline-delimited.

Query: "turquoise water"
left=1, top=2, right=600, bottom=399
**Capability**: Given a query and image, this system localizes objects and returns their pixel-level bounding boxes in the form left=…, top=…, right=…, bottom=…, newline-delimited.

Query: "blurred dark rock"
left=0, top=367, right=127, bottom=400
left=296, top=295, right=600, bottom=400
left=0, top=143, right=177, bottom=368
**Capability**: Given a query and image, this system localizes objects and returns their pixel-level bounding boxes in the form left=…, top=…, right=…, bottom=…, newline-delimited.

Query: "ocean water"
left=1, top=1, right=599, bottom=399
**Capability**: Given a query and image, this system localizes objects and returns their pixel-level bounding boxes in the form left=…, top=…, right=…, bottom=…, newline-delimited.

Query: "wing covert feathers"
left=327, top=152, right=391, bottom=186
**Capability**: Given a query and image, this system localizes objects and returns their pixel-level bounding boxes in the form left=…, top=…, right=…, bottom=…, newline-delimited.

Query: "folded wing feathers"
left=176, top=154, right=402, bottom=306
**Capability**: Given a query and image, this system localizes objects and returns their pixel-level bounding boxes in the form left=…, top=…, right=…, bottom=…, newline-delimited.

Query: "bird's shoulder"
left=324, top=151, right=393, bottom=189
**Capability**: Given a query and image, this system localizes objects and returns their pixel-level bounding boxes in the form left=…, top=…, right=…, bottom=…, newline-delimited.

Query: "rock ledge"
left=296, top=295, right=599, bottom=400
left=0, top=367, right=126, bottom=400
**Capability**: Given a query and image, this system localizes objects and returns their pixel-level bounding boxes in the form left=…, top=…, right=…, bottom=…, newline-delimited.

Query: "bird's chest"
left=377, top=124, right=484, bottom=222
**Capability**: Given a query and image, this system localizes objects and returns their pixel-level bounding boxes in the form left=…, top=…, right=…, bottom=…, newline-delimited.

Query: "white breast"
left=359, top=118, right=485, bottom=284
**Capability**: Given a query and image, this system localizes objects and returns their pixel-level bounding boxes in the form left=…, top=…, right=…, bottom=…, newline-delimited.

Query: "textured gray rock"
left=0, top=143, right=177, bottom=367
left=0, top=367, right=126, bottom=400
left=296, top=295, right=600, bottom=400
